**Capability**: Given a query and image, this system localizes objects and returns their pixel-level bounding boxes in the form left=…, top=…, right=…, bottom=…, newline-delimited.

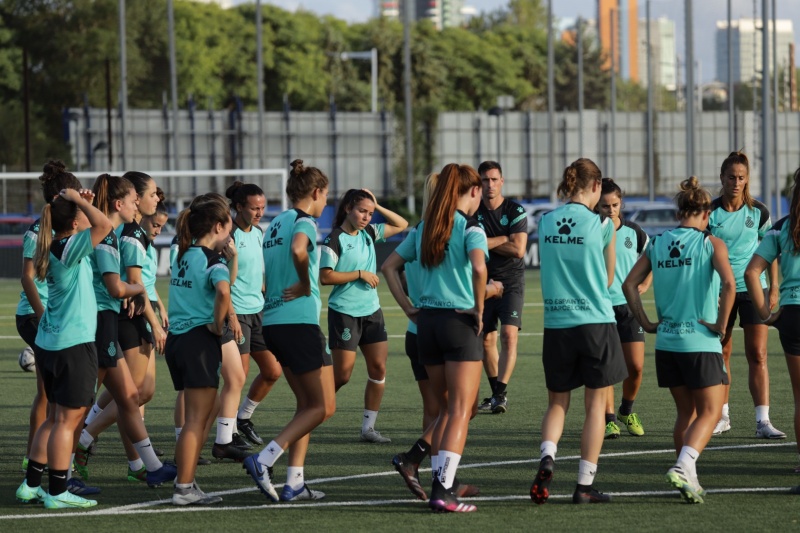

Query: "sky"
left=248, top=1, right=800, bottom=83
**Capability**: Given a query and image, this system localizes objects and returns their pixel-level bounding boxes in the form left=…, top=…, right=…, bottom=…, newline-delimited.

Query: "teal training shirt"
left=609, top=219, right=649, bottom=306
left=231, top=224, right=265, bottom=315
left=403, top=226, right=421, bottom=335
left=169, top=234, right=179, bottom=270
left=35, top=229, right=98, bottom=350
left=646, top=227, right=722, bottom=353
left=320, top=223, right=386, bottom=317
left=262, top=208, right=321, bottom=326
left=116, top=222, right=149, bottom=284
left=168, top=245, right=230, bottom=335
left=143, top=242, right=158, bottom=301
left=709, top=198, right=770, bottom=291
left=539, top=203, right=615, bottom=328
left=16, top=219, right=48, bottom=316
left=754, top=216, right=800, bottom=306
left=394, top=211, right=488, bottom=310
left=89, top=230, right=122, bottom=313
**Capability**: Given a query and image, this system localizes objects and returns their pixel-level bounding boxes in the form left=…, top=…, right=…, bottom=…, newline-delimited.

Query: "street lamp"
left=339, top=48, right=378, bottom=113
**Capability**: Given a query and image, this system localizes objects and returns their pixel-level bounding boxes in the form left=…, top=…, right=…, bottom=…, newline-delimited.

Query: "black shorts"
left=236, top=312, right=267, bottom=354
left=416, top=308, right=483, bottom=366
left=482, top=288, right=524, bottom=334
left=38, top=342, right=98, bottom=408
left=264, top=324, right=332, bottom=375
left=118, top=314, right=154, bottom=351
left=327, top=308, right=388, bottom=351
left=404, top=331, right=428, bottom=381
left=96, top=310, right=122, bottom=369
left=220, top=319, right=235, bottom=345
left=16, top=314, right=39, bottom=348
left=729, top=289, right=768, bottom=327
left=655, top=350, right=729, bottom=389
left=613, top=304, right=645, bottom=344
left=775, top=305, right=800, bottom=355
left=542, top=324, right=627, bottom=392
left=165, top=326, right=222, bottom=391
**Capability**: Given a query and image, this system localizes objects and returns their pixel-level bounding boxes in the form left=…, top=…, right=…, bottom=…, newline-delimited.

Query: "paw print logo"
left=134, top=229, right=143, bottom=239
left=556, top=218, right=576, bottom=235
left=323, top=236, right=331, bottom=245
left=33, top=223, right=40, bottom=233
left=177, top=259, right=189, bottom=277
left=745, top=216, right=754, bottom=229
left=624, top=237, right=633, bottom=249
left=269, top=221, right=282, bottom=239
left=791, top=286, right=799, bottom=299
left=517, top=206, right=524, bottom=213
left=500, top=215, right=508, bottom=226
left=668, top=241, right=684, bottom=258
left=108, top=342, right=117, bottom=357
left=477, top=214, right=484, bottom=222
left=341, top=328, right=352, bottom=341
left=219, top=257, right=228, bottom=266
left=104, top=234, right=114, bottom=245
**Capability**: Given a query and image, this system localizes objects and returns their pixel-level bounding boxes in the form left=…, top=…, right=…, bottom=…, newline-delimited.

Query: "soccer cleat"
left=212, top=442, right=251, bottom=462
left=67, top=477, right=101, bottom=496
left=280, top=484, right=326, bottom=501
left=73, top=442, right=90, bottom=479
left=197, top=456, right=212, bottom=466
left=618, top=411, right=645, bottom=436
left=530, top=455, right=554, bottom=505
left=21, top=457, right=28, bottom=473
left=712, top=416, right=731, bottom=435
left=231, top=433, right=253, bottom=450
left=453, top=478, right=480, bottom=498
left=43, top=490, right=97, bottom=509
left=128, top=466, right=147, bottom=482
left=604, top=421, right=621, bottom=440
left=790, top=485, right=800, bottom=495
left=172, top=484, right=223, bottom=506
left=477, top=397, right=493, bottom=413
left=429, top=479, right=477, bottom=513
left=665, top=464, right=704, bottom=504
left=755, top=420, right=786, bottom=439
left=490, top=393, right=508, bottom=414
left=153, top=447, right=165, bottom=458
left=360, top=428, right=391, bottom=443
left=573, top=485, right=611, bottom=504
left=146, top=462, right=177, bottom=488
left=237, top=418, right=264, bottom=446
left=16, top=480, right=46, bottom=504
left=392, top=452, right=426, bottom=500
left=86, top=436, right=98, bottom=456
left=243, top=454, right=279, bottom=502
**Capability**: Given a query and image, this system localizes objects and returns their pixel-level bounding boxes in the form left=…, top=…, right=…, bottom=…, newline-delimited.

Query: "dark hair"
left=39, top=160, right=81, bottom=203
left=175, top=193, right=230, bottom=261
left=34, top=197, right=79, bottom=281
left=477, top=160, right=502, bottom=176
left=333, top=189, right=374, bottom=228
left=225, top=181, right=264, bottom=211
left=286, top=159, right=328, bottom=204
left=92, top=174, right=134, bottom=216
left=122, top=171, right=154, bottom=198
left=675, top=176, right=711, bottom=220
left=600, top=177, right=623, bottom=198
left=719, top=151, right=754, bottom=208
left=154, top=187, right=168, bottom=217
left=557, top=158, right=602, bottom=199
left=789, top=167, right=800, bottom=253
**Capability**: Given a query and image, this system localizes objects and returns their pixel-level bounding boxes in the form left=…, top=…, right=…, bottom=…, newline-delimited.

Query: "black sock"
left=494, top=382, right=507, bottom=396
left=26, top=459, right=46, bottom=487
left=49, top=469, right=69, bottom=496
left=605, top=413, right=617, bottom=424
left=488, top=376, right=498, bottom=395
left=619, top=398, right=635, bottom=416
left=406, top=438, right=431, bottom=464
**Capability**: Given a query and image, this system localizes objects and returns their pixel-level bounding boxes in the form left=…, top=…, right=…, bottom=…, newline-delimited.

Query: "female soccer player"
left=530, top=158, right=626, bottom=505
left=595, top=178, right=651, bottom=439
left=166, top=192, right=233, bottom=506
left=382, top=163, right=487, bottom=513
left=624, top=176, right=735, bottom=504
left=15, top=187, right=112, bottom=509
left=243, top=159, right=335, bottom=503
left=709, top=151, right=784, bottom=438
left=320, top=188, right=408, bottom=443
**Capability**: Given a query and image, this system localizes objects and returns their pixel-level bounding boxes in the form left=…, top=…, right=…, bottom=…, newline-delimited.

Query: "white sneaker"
left=665, top=465, right=704, bottom=504
left=360, top=428, right=391, bottom=443
left=712, top=416, right=731, bottom=435
left=172, top=483, right=223, bottom=506
left=755, top=420, right=787, bottom=439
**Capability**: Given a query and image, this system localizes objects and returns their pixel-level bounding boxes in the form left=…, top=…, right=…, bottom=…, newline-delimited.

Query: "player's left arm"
left=489, top=232, right=527, bottom=258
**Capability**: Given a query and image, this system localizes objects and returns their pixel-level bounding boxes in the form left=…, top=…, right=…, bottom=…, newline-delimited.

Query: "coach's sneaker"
left=360, top=428, right=391, bottom=443
left=67, top=478, right=101, bottom=496
left=530, top=455, right=554, bottom=505
left=280, top=483, right=326, bottom=501
left=478, top=397, right=493, bottom=413
left=146, top=462, right=177, bottom=488
left=604, top=421, right=621, bottom=440
left=665, top=464, right=704, bottom=504
left=212, top=442, right=251, bottom=462
left=618, top=411, right=645, bottom=436
left=490, top=393, right=508, bottom=414
left=755, top=420, right=786, bottom=439
left=243, top=454, right=279, bottom=502
left=237, top=418, right=264, bottom=446
left=127, top=465, right=147, bottom=482
left=392, top=452, right=426, bottom=500
left=712, top=416, right=731, bottom=435
left=231, top=433, right=253, bottom=450
left=16, top=480, right=46, bottom=504
left=44, top=490, right=97, bottom=509
left=172, top=483, right=222, bottom=506
left=429, top=479, right=477, bottom=513
left=573, top=485, right=611, bottom=504
left=73, top=442, right=90, bottom=479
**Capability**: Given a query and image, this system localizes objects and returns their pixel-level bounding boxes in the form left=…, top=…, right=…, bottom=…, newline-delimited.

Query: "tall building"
left=637, top=17, right=677, bottom=91
left=377, top=0, right=466, bottom=29
left=597, top=0, right=639, bottom=82
left=715, top=18, right=795, bottom=84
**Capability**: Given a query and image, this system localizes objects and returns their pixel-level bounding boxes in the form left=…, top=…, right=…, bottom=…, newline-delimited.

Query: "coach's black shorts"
left=416, top=308, right=483, bottom=366
left=165, top=326, right=222, bottom=391
left=264, top=324, right=332, bottom=375
left=613, top=304, right=645, bottom=344
left=118, top=314, right=154, bottom=351
left=16, top=314, right=39, bottom=348
left=728, top=289, right=769, bottom=328
left=655, top=350, right=729, bottom=389
left=775, top=305, right=800, bottom=355
left=542, top=323, right=626, bottom=392
left=96, top=310, right=122, bottom=369
left=404, top=331, right=428, bottom=381
left=327, top=308, right=388, bottom=351
left=482, top=288, right=524, bottom=334
left=38, top=342, right=97, bottom=408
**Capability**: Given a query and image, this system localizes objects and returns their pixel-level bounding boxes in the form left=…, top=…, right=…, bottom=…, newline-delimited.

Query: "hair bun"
left=225, top=181, right=244, bottom=200
left=681, top=176, right=700, bottom=191
left=155, top=187, right=165, bottom=203
left=290, top=159, right=305, bottom=177
left=40, top=160, right=67, bottom=182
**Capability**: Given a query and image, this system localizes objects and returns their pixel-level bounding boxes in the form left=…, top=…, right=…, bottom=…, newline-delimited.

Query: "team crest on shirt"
left=790, top=287, right=799, bottom=299
left=500, top=215, right=508, bottom=226
left=517, top=206, right=524, bottom=213
left=104, top=235, right=114, bottom=245
left=108, top=342, right=117, bottom=357
left=624, top=237, right=633, bottom=249
left=341, top=328, right=352, bottom=341
left=745, top=216, right=754, bottom=229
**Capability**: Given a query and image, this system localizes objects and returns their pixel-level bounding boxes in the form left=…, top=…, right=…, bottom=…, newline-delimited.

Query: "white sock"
left=79, top=429, right=94, bottom=449
left=577, top=459, right=597, bottom=486
left=722, top=403, right=730, bottom=419
left=755, top=405, right=769, bottom=423
left=175, top=427, right=182, bottom=442
left=257, top=440, right=284, bottom=468
left=286, top=466, right=304, bottom=491
left=237, top=398, right=260, bottom=420
left=430, top=455, right=439, bottom=481
left=540, top=440, right=557, bottom=461
left=85, top=403, right=103, bottom=425
left=67, top=454, right=75, bottom=480
left=362, top=410, right=378, bottom=433
left=133, top=438, right=164, bottom=472
left=176, top=482, right=192, bottom=490
left=677, top=446, right=700, bottom=479
left=438, top=450, right=461, bottom=490
left=216, top=417, right=235, bottom=445
left=128, top=458, right=144, bottom=471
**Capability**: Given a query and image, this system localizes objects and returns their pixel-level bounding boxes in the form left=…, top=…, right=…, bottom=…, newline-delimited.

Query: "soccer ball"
left=18, top=346, right=35, bottom=372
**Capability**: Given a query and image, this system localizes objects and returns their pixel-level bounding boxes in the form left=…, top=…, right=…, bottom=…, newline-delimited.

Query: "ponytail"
left=789, top=167, right=800, bottom=253
left=34, top=204, right=54, bottom=281
left=92, top=174, right=133, bottom=216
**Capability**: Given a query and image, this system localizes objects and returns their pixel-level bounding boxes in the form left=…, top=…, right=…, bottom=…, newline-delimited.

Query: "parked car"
left=0, top=215, right=35, bottom=248
left=623, top=202, right=677, bottom=237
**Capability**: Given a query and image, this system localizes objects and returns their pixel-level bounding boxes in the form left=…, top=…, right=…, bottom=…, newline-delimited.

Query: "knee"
left=335, top=370, right=352, bottom=389
left=748, top=349, right=768, bottom=366
left=121, top=391, right=142, bottom=412
left=500, top=330, right=517, bottom=349
left=261, top=365, right=282, bottom=384
left=629, top=361, right=644, bottom=378
left=367, top=364, right=386, bottom=380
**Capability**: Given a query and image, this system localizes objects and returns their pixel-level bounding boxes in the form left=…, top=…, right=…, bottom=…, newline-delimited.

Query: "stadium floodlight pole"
left=577, top=17, right=584, bottom=156
left=340, top=49, right=378, bottom=113
left=684, top=0, right=695, bottom=177
left=727, top=0, right=734, bottom=150
left=646, top=0, right=655, bottom=201
left=167, top=0, right=179, bottom=173
left=761, top=0, right=770, bottom=206
left=610, top=8, right=617, bottom=179
left=256, top=0, right=265, bottom=169
left=547, top=0, right=555, bottom=202
left=118, top=0, right=128, bottom=170
left=772, top=0, right=780, bottom=218
left=403, top=1, right=415, bottom=213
